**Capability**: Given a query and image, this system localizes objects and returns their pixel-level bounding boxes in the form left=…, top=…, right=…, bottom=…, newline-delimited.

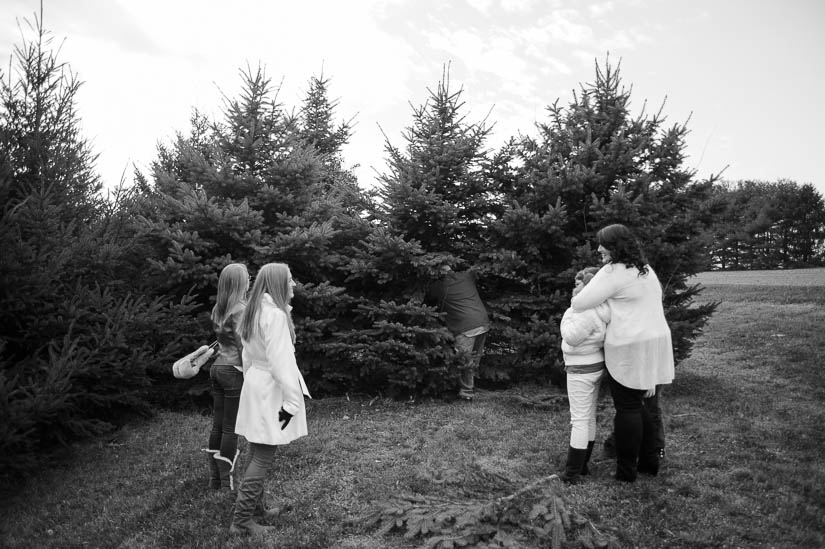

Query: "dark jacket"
left=213, top=302, right=245, bottom=368
left=426, top=270, right=490, bottom=335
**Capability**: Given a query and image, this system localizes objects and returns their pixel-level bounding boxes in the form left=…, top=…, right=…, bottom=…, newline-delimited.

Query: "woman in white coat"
left=230, top=263, right=310, bottom=535
left=570, top=224, right=674, bottom=482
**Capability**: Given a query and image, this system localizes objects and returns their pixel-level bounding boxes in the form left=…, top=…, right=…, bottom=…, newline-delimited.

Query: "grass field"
left=2, top=268, right=824, bottom=548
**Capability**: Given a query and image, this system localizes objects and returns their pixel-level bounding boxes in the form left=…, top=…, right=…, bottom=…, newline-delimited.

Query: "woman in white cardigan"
left=571, top=224, right=674, bottom=482
left=231, top=263, right=310, bottom=535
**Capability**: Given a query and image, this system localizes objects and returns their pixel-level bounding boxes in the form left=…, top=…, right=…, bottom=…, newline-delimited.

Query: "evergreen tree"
left=0, top=12, right=191, bottom=477
left=355, top=67, right=505, bottom=393
left=492, top=58, right=717, bottom=376
left=136, top=66, right=438, bottom=397
left=297, top=72, right=363, bottom=210
left=376, top=67, right=500, bottom=261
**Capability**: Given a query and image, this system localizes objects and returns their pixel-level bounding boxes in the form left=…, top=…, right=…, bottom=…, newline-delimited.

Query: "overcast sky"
left=2, top=0, right=824, bottom=195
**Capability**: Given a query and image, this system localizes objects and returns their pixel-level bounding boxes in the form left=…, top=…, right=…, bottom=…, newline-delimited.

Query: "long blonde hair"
left=211, top=263, right=249, bottom=325
left=240, top=263, right=296, bottom=343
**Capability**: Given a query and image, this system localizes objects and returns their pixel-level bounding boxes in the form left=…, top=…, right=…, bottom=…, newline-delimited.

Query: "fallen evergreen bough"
left=356, top=474, right=619, bottom=548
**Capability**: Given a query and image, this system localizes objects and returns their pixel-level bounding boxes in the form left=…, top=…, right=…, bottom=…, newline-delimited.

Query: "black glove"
left=278, top=408, right=293, bottom=430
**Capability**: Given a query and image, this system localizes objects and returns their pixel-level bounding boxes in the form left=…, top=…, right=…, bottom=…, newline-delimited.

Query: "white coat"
left=570, top=263, right=674, bottom=390
left=235, top=294, right=310, bottom=445
left=560, top=302, right=610, bottom=366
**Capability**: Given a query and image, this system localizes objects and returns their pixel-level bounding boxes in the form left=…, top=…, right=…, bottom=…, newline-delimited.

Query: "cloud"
left=535, top=9, right=594, bottom=45
left=500, top=0, right=537, bottom=13
left=466, top=0, right=495, bottom=15
left=588, top=1, right=616, bottom=18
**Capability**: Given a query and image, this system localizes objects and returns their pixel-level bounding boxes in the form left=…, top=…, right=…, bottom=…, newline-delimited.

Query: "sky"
left=2, top=0, right=824, bottom=196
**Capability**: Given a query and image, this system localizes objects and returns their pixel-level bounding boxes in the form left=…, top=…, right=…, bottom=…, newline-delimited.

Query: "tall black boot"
left=581, top=440, right=596, bottom=476
left=230, top=475, right=276, bottom=535
left=559, top=446, right=588, bottom=484
left=614, top=411, right=642, bottom=482
left=638, top=406, right=660, bottom=476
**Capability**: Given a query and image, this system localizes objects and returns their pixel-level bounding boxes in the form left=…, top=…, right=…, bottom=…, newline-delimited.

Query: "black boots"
left=229, top=475, right=276, bottom=536
left=560, top=446, right=588, bottom=483
left=581, top=440, right=595, bottom=476
left=560, top=440, right=596, bottom=483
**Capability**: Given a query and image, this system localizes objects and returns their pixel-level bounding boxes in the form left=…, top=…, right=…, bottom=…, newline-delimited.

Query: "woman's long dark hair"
left=597, top=224, right=649, bottom=275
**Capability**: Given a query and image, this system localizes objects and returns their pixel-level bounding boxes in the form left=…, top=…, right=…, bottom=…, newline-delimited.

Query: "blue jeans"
left=455, top=332, right=487, bottom=398
left=209, top=363, right=244, bottom=459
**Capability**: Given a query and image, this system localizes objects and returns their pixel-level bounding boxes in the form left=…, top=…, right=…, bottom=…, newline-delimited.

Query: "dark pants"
left=604, top=386, right=665, bottom=454
left=607, top=372, right=659, bottom=481
left=643, top=387, right=665, bottom=451
left=209, top=363, right=244, bottom=459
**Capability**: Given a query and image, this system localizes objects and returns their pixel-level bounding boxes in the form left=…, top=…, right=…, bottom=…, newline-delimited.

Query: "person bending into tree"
left=571, top=224, right=674, bottom=482
left=231, top=263, right=310, bottom=535
left=426, top=263, right=491, bottom=401
left=558, top=266, right=610, bottom=483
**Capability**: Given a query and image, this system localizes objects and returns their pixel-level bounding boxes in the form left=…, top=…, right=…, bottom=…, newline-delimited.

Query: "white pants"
left=567, top=369, right=604, bottom=449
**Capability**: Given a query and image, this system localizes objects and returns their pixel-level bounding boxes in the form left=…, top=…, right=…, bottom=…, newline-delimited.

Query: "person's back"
left=213, top=301, right=245, bottom=368
left=571, top=262, right=673, bottom=389
left=426, top=266, right=490, bottom=400
left=560, top=304, right=609, bottom=366
left=428, top=270, right=490, bottom=335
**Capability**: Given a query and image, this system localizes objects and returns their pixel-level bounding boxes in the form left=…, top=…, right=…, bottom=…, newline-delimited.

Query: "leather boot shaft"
left=581, top=440, right=595, bottom=476
left=559, top=446, right=588, bottom=484
left=230, top=475, right=276, bottom=535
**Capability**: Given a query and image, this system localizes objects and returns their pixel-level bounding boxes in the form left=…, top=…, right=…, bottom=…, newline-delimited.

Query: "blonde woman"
left=207, top=263, right=248, bottom=490
left=231, top=263, right=310, bottom=535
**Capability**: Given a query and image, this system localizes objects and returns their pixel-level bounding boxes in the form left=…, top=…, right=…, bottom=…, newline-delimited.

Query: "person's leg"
left=207, top=366, right=224, bottom=489
left=638, top=387, right=662, bottom=475
left=211, top=365, right=241, bottom=490
left=454, top=333, right=476, bottom=399
left=219, top=367, right=243, bottom=465
left=645, top=385, right=665, bottom=456
left=468, top=332, right=487, bottom=394
left=607, top=372, right=645, bottom=482
left=581, top=370, right=604, bottom=475
left=230, top=442, right=277, bottom=535
left=560, top=371, right=594, bottom=483
left=566, top=372, right=596, bottom=450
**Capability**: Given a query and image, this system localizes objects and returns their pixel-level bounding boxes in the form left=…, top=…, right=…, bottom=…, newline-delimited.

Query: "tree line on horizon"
left=1, top=14, right=823, bottom=477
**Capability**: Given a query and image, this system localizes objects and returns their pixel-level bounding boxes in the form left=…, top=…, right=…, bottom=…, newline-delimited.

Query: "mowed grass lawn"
left=2, top=268, right=824, bottom=548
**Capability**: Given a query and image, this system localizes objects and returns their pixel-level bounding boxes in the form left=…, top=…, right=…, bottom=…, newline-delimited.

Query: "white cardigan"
left=560, top=303, right=610, bottom=366
left=235, top=294, right=310, bottom=446
left=570, top=263, right=674, bottom=390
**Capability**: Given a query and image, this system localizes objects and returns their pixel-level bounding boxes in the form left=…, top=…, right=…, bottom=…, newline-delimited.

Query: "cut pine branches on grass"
left=356, top=474, right=618, bottom=548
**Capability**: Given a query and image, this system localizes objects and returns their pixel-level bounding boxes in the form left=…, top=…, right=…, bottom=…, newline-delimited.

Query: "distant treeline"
left=705, top=180, right=825, bottom=270
left=1, top=12, right=822, bottom=476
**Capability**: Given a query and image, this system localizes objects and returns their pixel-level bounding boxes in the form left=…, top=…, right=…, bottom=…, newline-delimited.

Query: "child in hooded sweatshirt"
left=558, top=266, right=610, bottom=483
